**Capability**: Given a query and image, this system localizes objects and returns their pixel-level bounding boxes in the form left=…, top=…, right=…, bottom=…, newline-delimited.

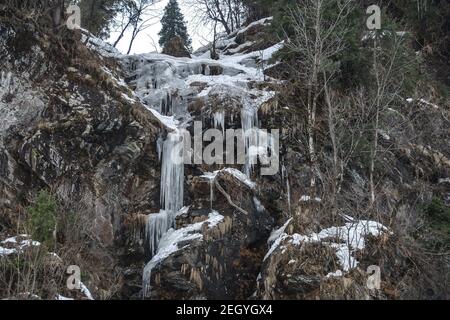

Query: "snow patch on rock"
left=265, top=219, right=389, bottom=273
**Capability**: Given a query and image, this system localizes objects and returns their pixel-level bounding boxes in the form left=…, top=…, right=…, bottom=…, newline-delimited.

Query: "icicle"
left=145, top=210, right=175, bottom=256
left=282, top=165, right=292, bottom=214
left=241, top=107, right=259, bottom=177
left=143, top=264, right=152, bottom=298
left=286, top=176, right=291, bottom=215
left=160, top=130, right=185, bottom=213
left=160, top=97, right=166, bottom=115
left=200, top=173, right=216, bottom=211
left=156, top=135, right=164, bottom=162
left=0, top=72, right=12, bottom=89
left=166, top=92, right=172, bottom=116
left=210, top=179, right=214, bottom=210
left=241, top=107, right=258, bottom=137
left=253, top=197, right=265, bottom=213
left=213, top=111, right=225, bottom=135
left=206, top=173, right=216, bottom=210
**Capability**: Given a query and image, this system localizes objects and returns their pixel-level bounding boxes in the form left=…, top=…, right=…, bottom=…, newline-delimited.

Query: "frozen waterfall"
left=146, top=130, right=185, bottom=257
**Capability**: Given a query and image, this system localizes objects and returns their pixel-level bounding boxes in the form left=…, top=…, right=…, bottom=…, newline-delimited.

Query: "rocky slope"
left=1, top=16, right=449, bottom=300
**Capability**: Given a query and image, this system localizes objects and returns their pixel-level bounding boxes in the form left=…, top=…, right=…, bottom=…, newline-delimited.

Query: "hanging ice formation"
left=160, top=131, right=185, bottom=213
left=145, top=211, right=173, bottom=257
left=202, top=172, right=216, bottom=211
left=282, top=164, right=292, bottom=214
left=213, top=111, right=225, bottom=135
left=241, top=107, right=259, bottom=176
left=143, top=131, right=186, bottom=297
left=146, top=129, right=185, bottom=257
left=156, top=135, right=164, bottom=162
left=241, top=106, right=277, bottom=177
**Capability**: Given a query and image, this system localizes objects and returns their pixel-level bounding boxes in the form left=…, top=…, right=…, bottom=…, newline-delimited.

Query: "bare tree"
left=147, top=34, right=160, bottom=52
left=110, top=0, right=159, bottom=54
left=186, top=0, right=245, bottom=35
left=111, top=0, right=139, bottom=47
left=283, top=0, right=353, bottom=191
left=210, top=20, right=219, bottom=59
left=365, top=34, right=405, bottom=206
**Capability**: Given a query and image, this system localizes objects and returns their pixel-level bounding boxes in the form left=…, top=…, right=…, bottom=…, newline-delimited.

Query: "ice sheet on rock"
left=326, top=270, right=343, bottom=278
left=299, top=195, right=322, bottom=203
left=56, top=294, right=74, bottom=300
left=0, top=247, right=15, bottom=256
left=81, top=30, right=120, bottom=58
left=253, top=197, right=265, bottom=213
left=377, top=129, right=391, bottom=141
left=264, top=218, right=293, bottom=261
left=226, top=41, right=256, bottom=54
left=146, top=106, right=179, bottom=131
left=233, top=17, right=274, bottom=37
left=120, top=55, right=213, bottom=121
left=265, top=233, right=289, bottom=262
left=268, top=218, right=292, bottom=244
left=201, top=167, right=256, bottom=189
left=80, top=282, right=94, bottom=300
left=187, top=75, right=250, bottom=98
left=419, top=99, right=439, bottom=109
left=213, top=35, right=238, bottom=52
left=217, top=42, right=284, bottom=79
left=221, top=168, right=256, bottom=189
left=331, top=243, right=358, bottom=271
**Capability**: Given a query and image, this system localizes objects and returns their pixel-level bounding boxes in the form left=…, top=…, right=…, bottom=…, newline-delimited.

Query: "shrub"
left=421, top=197, right=450, bottom=250
left=26, top=190, right=57, bottom=246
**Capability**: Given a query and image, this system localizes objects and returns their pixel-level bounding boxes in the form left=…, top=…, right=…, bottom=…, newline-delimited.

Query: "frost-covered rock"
left=256, top=218, right=390, bottom=299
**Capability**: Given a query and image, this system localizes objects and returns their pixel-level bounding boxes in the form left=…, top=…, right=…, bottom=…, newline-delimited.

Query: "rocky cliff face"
left=1, top=16, right=449, bottom=300
left=0, top=27, right=162, bottom=241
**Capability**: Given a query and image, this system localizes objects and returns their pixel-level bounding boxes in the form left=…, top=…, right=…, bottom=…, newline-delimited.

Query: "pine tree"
left=78, top=0, right=122, bottom=39
left=158, top=0, right=192, bottom=53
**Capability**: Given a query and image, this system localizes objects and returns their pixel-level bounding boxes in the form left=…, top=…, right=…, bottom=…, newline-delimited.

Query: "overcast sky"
left=109, top=0, right=215, bottom=54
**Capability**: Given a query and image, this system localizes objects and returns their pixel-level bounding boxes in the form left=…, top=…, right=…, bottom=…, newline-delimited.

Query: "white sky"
left=109, top=0, right=215, bottom=54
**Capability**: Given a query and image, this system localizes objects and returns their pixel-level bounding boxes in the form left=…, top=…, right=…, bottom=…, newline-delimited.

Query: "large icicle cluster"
left=144, top=129, right=186, bottom=256
left=160, top=130, right=185, bottom=213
